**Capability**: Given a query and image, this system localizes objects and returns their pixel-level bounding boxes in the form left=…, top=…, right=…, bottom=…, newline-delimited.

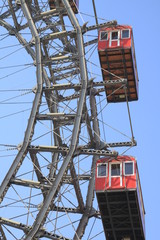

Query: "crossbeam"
left=0, top=217, right=70, bottom=240
left=28, top=145, right=118, bottom=157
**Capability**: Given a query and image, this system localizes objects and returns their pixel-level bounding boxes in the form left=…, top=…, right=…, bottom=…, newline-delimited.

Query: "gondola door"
left=109, top=162, right=122, bottom=188
left=109, top=30, right=120, bottom=47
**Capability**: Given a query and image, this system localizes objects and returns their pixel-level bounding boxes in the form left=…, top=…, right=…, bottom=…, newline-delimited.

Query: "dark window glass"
left=111, top=31, right=118, bottom=40
left=111, top=164, right=120, bottom=176
left=122, top=29, right=129, bottom=39
left=100, top=31, right=108, bottom=40
left=125, top=162, right=133, bottom=175
left=98, top=164, right=107, bottom=177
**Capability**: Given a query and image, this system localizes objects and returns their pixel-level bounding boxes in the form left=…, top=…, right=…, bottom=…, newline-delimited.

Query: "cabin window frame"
left=100, top=31, right=108, bottom=41
left=109, top=162, right=122, bottom=187
left=124, top=161, right=134, bottom=176
left=121, top=29, right=130, bottom=39
left=109, top=30, right=120, bottom=46
left=110, top=31, right=119, bottom=41
left=97, top=163, right=108, bottom=178
left=110, top=162, right=121, bottom=177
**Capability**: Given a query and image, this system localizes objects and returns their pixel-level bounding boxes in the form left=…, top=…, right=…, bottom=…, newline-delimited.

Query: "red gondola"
left=49, top=0, right=79, bottom=14
left=98, top=25, right=139, bottom=103
left=95, top=156, right=145, bottom=240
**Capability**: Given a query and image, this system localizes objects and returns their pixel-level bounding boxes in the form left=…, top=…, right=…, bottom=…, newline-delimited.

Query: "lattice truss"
left=0, top=1, right=136, bottom=239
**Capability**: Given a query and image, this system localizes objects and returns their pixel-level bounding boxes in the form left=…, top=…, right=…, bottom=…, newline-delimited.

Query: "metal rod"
left=124, top=87, right=135, bottom=142
left=92, top=0, right=98, bottom=27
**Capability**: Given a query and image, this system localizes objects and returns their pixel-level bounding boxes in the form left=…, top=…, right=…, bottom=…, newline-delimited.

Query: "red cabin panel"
left=98, top=25, right=139, bottom=103
left=95, top=156, right=137, bottom=191
left=49, top=0, right=79, bottom=14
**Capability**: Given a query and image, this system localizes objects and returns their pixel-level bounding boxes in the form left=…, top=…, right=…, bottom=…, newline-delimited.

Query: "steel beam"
left=0, top=5, right=19, bottom=19
left=126, top=191, right=136, bottom=240
left=70, top=161, right=85, bottom=212
left=7, top=0, right=19, bottom=29
left=10, top=178, right=51, bottom=190
left=43, top=79, right=127, bottom=92
left=28, top=145, right=118, bottom=157
left=0, top=225, right=6, bottom=240
left=24, top=0, right=88, bottom=238
left=103, top=141, right=137, bottom=148
left=74, top=88, right=101, bottom=239
left=83, top=20, right=117, bottom=33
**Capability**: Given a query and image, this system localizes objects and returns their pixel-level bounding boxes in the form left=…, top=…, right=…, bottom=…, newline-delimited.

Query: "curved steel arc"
left=0, top=5, right=43, bottom=203
left=24, top=0, right=88, bottom=238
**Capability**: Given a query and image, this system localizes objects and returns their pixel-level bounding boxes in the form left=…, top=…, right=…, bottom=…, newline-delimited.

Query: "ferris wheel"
left=0, top=1, right=144, bottom=239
